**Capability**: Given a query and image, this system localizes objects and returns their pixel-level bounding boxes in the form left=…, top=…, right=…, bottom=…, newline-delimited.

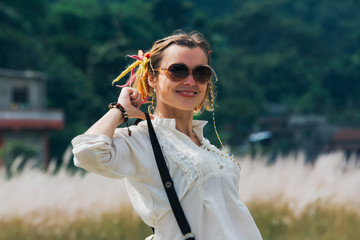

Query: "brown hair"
left=150, top=30, right=211, bottom=70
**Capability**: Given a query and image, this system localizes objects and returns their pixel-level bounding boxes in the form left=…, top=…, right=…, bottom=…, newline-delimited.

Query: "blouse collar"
left=152, top=116, right=208, bottom=138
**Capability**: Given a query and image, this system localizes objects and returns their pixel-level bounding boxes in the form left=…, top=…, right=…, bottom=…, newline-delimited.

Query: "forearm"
left=84, top=87, right=146, bottom=138
left=85, top=108, right=123, bottom=138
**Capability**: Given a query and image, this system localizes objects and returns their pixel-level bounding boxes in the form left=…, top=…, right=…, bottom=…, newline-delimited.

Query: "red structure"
left=0, top=68, right=64, bottom=168
left=327, top=128, right=360, bottom=152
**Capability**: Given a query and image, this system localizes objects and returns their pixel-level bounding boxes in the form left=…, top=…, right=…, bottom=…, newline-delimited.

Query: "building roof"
left=0, top=68, right=48, bottom=81
left=0, top=110, right=64, bottom=131
left=331, top=128, right=360, bottom=142
left=327, top=128, right=360, bottom=151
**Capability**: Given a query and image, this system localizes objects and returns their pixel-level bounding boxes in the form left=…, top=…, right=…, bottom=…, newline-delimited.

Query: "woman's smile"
left=175, top=89, right=198, bottom=97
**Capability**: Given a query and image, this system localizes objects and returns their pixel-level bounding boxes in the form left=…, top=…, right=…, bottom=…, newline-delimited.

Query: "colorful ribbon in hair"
left=112, top=50, right=151, bottom=103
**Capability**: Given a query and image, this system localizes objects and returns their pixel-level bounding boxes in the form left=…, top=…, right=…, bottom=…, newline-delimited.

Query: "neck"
left=154, top=109, right=194, bottom=137
left=154, top=106, right=203, bottom=147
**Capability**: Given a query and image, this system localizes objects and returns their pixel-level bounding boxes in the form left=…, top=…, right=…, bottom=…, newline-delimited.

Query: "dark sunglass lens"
left=194, top=66, right=212, bottom=83
left=168, top=64, right=189, bottom=81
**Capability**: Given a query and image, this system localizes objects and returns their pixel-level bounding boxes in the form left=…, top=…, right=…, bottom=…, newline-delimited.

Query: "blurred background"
left=1, top=0, right=360, bottom=169
left=0, top=0, right=360, bottom=239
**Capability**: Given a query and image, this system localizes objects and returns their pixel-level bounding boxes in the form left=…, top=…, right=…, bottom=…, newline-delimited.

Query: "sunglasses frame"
left=154, top=63, right=218, bottom=83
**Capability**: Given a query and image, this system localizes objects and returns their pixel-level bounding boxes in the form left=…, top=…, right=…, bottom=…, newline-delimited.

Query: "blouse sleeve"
left=71, top=125, right=152, bottom=179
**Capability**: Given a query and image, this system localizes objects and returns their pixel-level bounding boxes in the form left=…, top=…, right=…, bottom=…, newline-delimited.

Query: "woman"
left=72, top=30, right=262, bottom=240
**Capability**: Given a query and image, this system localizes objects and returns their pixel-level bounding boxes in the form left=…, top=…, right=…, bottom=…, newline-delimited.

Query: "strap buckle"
left=184, top=232, right=195, bottom=240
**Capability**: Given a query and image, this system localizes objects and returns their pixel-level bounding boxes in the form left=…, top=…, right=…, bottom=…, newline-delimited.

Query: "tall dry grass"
left=239, top=152, right=360, bottom=214
left=0, top=152, right=359, bottom=239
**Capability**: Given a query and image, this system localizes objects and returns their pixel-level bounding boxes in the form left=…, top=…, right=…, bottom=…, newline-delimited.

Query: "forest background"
left=1, top=0, right=360, bottom=162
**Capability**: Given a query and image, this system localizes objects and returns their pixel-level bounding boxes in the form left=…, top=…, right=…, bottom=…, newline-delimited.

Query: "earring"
left=148, top=95, right=156, bottom=114
left=208, top=82, right=214, bottom=110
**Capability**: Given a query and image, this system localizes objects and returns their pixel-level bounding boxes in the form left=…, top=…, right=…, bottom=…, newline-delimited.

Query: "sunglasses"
left=154, top=63, right=217, bottom=84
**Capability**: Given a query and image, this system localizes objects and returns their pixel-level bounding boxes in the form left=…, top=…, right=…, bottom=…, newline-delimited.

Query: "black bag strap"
left=144, top=113, right=195, bottom=240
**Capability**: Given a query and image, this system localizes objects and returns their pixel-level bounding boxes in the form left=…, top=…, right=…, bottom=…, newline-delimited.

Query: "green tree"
left=0, top=1, right=47, bottom=69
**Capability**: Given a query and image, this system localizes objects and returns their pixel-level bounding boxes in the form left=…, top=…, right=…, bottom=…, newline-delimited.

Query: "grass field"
left=1, top=152, right=359, bottom=239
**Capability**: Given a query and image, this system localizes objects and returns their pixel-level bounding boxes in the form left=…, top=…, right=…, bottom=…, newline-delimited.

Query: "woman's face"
left=149, top=45, right=209, bottom=116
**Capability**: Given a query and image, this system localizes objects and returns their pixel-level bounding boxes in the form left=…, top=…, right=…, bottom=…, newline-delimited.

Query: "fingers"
left=117, top=88, right=130, bottom=105
left=118, top=88, right=138, bottom=105
left=129, top=90, right=143, bottom=108
left=117, top=87, right=152, bottom=120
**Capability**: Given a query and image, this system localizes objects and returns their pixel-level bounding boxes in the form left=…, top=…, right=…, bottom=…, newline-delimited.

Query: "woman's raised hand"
left=117, top=87, right=148, bottom=120
left=85, top=87, right=152, bottom=137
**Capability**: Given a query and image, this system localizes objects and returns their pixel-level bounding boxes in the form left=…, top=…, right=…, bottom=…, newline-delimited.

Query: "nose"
left=183, top=74, right=196, bottom=86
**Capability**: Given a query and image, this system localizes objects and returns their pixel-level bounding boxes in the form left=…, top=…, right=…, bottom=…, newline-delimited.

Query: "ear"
left=148, top=72, right=156, bottom=88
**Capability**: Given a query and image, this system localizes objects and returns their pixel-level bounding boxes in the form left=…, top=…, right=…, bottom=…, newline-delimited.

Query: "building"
left=251, top=113, right=360, bottom=161
left=0, top=68, right=64, bottom=168
left=326, top=128, right=360, bottom=157
left=251, top=114, right=338, bottom=161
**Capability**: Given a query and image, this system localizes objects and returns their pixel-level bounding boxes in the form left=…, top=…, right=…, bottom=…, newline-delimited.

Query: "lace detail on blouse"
left=153, top=125, right=240, bottom=185
left=155, top=126, right=204, bottom=184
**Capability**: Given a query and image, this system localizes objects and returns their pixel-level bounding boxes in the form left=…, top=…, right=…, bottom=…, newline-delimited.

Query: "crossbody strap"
left=144, top=113, right=195, bottom=240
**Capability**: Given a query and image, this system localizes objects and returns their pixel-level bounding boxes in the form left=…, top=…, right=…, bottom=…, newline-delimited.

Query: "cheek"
left=200, top=84, right=209, bottom=98
left=156, top=76, right=175, bottom=91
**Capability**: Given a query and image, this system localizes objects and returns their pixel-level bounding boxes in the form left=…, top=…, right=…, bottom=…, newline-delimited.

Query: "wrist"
left=108, top=102, right=131, bottom=136
left=108, top=102, right=128, bottom=118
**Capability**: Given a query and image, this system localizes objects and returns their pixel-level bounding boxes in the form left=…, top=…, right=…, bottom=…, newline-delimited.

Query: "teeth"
left=178, top=91, right=196, bottom=95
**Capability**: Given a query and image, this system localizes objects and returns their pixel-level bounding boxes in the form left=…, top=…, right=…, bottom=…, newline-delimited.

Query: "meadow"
left=1, top=152, right=359, bottom=240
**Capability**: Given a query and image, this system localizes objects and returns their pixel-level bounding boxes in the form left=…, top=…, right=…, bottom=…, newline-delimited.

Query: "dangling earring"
left=147, top=65, right=156, bottom=114
left=208, top=82, right=214, bottom=110
left=148, top=93, right=156, bottom=114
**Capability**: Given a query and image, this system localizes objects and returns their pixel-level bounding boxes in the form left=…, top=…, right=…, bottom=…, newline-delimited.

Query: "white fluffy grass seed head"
left=1, top=152, right=359, bottom=224
left=238, top=152, right=360, bottom=214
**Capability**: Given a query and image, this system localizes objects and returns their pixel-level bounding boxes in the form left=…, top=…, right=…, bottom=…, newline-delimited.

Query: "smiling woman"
left=148, top=45, right=210, bottom=119
left=71, top=30, right=262, bottom=240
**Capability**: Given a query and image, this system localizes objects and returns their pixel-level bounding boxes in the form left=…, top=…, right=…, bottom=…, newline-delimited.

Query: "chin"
left=158, top=97, right=203, bottom=113
left=176, top=101, right=201, bottom=111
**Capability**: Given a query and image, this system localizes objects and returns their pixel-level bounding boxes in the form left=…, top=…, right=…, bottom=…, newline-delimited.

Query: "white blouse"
left=71, top=116, right=262, bottom=240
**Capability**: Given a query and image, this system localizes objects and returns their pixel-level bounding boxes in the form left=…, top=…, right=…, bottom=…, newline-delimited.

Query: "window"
left=12, top=86, right=29, bottom=108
